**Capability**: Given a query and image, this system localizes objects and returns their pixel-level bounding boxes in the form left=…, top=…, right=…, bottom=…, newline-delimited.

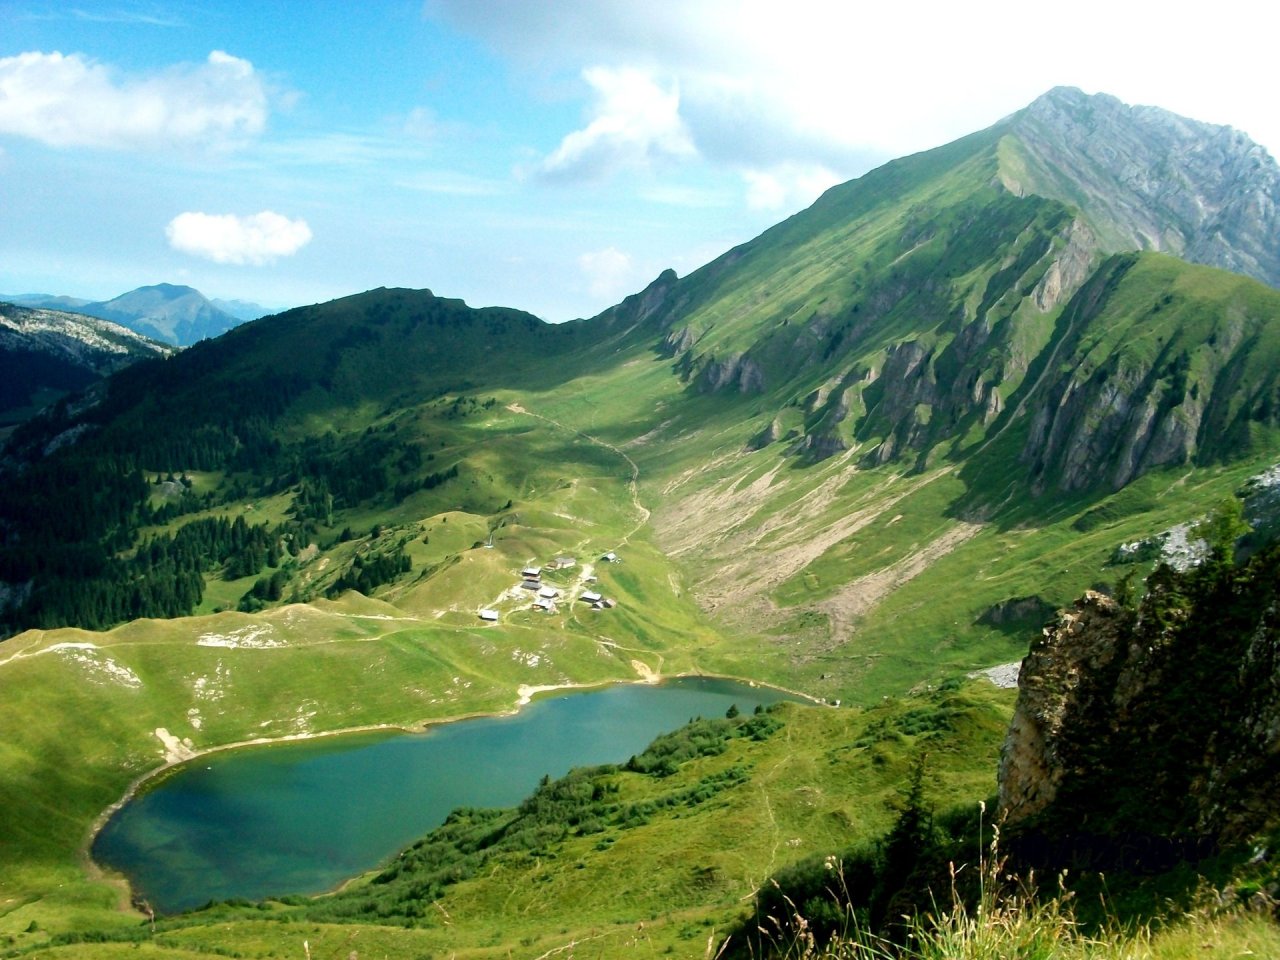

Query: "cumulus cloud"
left=539, top=67, right=696, bottom=182
left=0, top=49, right=267, bottom=150
left=578, top=246, right=638, bottom=300
left=430, top=0, right=903, bottom=174
left=430, top=0, right=1280, bottom=184
left=166, top=211, right=312, bottom=266
left=742, top=163, right=841, bottom=212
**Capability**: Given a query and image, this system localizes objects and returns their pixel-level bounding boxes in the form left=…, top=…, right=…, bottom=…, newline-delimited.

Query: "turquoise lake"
left=93, top=676, right=802, bottom=913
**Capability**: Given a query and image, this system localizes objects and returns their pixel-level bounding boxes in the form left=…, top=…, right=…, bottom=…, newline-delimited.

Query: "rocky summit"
left=1005, top=86, right=1280, bottom=288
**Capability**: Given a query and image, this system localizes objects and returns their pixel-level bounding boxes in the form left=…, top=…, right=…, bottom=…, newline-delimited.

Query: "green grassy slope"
left=3, top=684, right=1014, bottom=957
left=4, top=95, right=1280, bottom=956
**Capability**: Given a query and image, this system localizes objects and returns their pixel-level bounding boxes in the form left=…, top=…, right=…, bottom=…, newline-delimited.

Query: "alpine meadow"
left=3, top=86, right=1280, bottom=959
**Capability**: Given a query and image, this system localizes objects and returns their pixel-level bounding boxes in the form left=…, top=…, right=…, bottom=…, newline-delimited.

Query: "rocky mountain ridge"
left=0, top=301, right=173, bottom=425
left=4, top=284, right=263, bottom=346
left=0, top=302, right=171, bottom=362
left=610, top=89, right=1280, bottom=495
left=1002, top=86, right=1280, bottom=289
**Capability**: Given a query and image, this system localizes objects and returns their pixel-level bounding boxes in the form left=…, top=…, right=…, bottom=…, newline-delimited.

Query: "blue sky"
left=2, top=1, right=1278, bottom=321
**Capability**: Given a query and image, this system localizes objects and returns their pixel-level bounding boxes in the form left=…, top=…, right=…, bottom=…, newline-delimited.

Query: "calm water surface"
left=94, top=676, right=802, bottom=913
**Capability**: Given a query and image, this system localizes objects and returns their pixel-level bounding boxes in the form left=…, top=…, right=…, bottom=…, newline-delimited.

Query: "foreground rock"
left=999, top=551, right=1280, bottom=859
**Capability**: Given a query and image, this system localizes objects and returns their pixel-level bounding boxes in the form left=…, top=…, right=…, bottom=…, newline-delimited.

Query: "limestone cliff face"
left=1020, top=253, right=1280, bottom=493
left=1004, top=86, right=1280, bottom=290
left=998, top=549, right=1280, bottom=845
left=696, top=352, right=766, bottom=394
left=997, top=591, right=1127, bottom=824
left=0, top=302, right=172, bottom=369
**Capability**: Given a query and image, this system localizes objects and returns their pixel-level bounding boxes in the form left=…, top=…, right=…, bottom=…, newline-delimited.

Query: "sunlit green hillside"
left=3, top=88, right=1280, bottom=957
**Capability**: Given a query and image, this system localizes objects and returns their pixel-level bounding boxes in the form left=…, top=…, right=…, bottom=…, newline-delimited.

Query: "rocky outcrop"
left=1022, top=358, right=1203, bottom=492
left=999, top=547, right=1280, bottom=848
left=590, top=268, right=684, bottom=336
left=659, top=325, right=696, bottom=358
left=790, top=429, right=850, bottom=461
left=1031, top=218, right=1098, bottom=311
left=0, top=302, right=172, bottom=367
left=977, top=595, right=1056, bottom=629
left=1005, top=87, right=1280, bottom=289
left=997, top=591, right=1128, bottom=824
left=1020, top=252, right=1280, bottom=493
left=697, top=353, right=765, bottom=394
left=746, top=418, right=784, bottom=451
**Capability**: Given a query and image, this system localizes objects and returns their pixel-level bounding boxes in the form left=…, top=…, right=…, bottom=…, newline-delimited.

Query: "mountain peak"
left=128, top=283, right=201, bottom=298
left=1018, top=85, right=1244, bottom=147
left=1001, top=88, right=1280, bottom=287
left=103, top=284, right=206, bottom=308
left=87, top=284, right=241, bottom=346
left=1026, top=84, right=1121, bottom=112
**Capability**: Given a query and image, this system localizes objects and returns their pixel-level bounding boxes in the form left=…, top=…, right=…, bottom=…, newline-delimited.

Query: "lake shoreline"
left=82, top=669, right=821, bottom=913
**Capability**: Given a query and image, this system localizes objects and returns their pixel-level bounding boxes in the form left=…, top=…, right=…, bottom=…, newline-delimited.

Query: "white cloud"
left=0, top=49, right=267, bottom=150
left=742, top=163, right=840, bottom=212
left=166, top=211, right=312, bottom=266
left=539, top=67, right=696, bottom=182
left=578, top=246, right=638, bottom=300
left=431, top=0, right=1280, bottom=177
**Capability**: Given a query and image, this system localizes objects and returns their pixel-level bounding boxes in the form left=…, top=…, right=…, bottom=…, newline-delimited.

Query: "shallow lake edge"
left=83, top=670, right=824, bottom=910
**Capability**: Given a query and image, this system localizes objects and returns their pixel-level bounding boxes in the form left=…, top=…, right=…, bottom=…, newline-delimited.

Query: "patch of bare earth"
left=816, top=520, right=983, bottom=647
left=657, top=455, right=913, bottom=602
left=653, top=453, right=982, bottom=642
left=622, top=418, right=675, bottom=449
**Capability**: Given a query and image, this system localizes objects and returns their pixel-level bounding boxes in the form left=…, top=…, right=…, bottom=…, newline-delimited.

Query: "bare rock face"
left=1007, top=87, right=1280, bottom=290
left=998, top=550, right=1280, bottom=847
left=998, top=591, right=1126, bottom=824
left=0, top=302, right=174, bottom=423
left=660, top=325, right=696, bottom=357
left=697, top=353, right=765, bottom=394
left=0, top=303, right=172, bottom=367
left=1022, top=355, right=1186, bottom=493
left=1031, top=219, right=1098, bottom=311
left=1019, top=248, right=1280, bottom=494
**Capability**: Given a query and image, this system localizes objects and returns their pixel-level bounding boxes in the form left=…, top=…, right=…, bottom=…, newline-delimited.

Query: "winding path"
left=506, top=403, right=651, bottom=547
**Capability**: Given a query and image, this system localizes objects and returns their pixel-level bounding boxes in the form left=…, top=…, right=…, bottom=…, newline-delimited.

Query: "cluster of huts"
left=477, top=550, right=620, bottom=622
